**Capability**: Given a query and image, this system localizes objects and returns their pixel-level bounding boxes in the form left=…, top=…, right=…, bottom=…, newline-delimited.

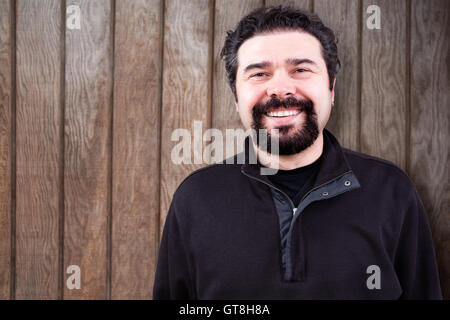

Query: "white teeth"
left=266, top=110, right=301, bottom=117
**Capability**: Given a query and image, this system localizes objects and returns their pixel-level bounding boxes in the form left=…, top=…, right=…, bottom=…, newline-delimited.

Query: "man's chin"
left=264, top=124, right=295, bottom=136
left=271, top=130, right=319, bottom=155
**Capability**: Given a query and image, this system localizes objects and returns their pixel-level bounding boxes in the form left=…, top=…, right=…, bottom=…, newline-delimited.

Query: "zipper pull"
left=293, top=207, right=297, bottom=216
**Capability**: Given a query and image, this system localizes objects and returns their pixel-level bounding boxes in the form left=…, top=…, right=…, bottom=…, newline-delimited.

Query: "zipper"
left=240, top=168, right=297, bottom=214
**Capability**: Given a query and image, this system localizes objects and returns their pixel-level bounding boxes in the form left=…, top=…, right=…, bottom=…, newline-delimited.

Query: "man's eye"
left=296, top=68, right=307, bottom=73
left=251, top=72, right=266, bottom=78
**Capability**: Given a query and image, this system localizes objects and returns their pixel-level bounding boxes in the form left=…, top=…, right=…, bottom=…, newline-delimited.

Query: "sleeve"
left=394, top=187, right=442, bottom=299
left=152, top=199, right=194, bottom=300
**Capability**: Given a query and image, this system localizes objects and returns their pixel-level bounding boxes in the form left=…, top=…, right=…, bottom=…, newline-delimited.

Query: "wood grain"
left=410, top=0, right=449, bottom=299
left=64, top=0, right=112, bottom=299
left=361, top=0, right=407, bottom=169
left=0, top=0, right=12, bottom=300
left=212, top=0, right=263, bottom=159
left=159, top=0, right=213, bottom=237
left=111, top=0, right=162, bottom=299
left=15, top=0, right=61, bottom=299
left=315, top=0, right=359, bottom=150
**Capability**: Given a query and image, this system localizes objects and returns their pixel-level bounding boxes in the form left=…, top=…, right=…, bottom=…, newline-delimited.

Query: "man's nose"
left=266, top=74, right=296, bottom=99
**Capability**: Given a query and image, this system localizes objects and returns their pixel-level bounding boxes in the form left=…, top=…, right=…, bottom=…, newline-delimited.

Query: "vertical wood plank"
left=315, top=0, right=359, bottom=150
left=264, top=0, right=312, bottom=11
left=64, top=0, right=112, bottom=299
left=0, top=0, right=12, bottom=300
left=361, top=0, right=407, bottom=169
left=111, top=0, right=162, bottom=299
left=410, top=0, right=449, bottom=299
left=160, top=0, right=212, bottom=234
left=212, top=0, right=263, bottom=157
left=15, top=0, right=61, bottom=299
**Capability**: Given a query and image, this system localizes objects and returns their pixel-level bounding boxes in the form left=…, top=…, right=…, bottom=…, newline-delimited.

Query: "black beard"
left=250, top=96, right=319, bottom=155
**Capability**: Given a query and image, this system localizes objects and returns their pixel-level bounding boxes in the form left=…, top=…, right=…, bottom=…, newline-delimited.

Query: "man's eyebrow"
left=243, top=59, right=318, bottom=73
left=286, top=58, right=318, bottom=67
left=243, top=61, right=272, bottom=73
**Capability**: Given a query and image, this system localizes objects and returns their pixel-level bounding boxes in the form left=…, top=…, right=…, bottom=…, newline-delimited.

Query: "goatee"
left=250, top=96, right=319, bottom=155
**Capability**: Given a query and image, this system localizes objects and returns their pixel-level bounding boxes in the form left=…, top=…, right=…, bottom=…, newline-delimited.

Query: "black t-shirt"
left=267, top=154, right=322, bottom=207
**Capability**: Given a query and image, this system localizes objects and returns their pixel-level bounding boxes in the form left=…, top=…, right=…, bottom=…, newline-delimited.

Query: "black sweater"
left=153, top=129, right=442, bottom=299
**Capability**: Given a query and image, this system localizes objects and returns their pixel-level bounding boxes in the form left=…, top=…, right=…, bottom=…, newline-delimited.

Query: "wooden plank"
left=15, top=0, right=61, bottom=299
left=410, top=0, right=449, bottom=299
left=0, top=0, right=12, bottom=300
left=160, top=0, right=212, bottom=235
left=314, top=0, right=359, bottom=150
left=361, top=0, right=407, bottom=169
left=212, top=0, right=263, bottom=158
left=264, top=0, right=312, bottom=11
left=64, top=0, right=112, bottom=299
left=111, top=0, right=162, bottom=299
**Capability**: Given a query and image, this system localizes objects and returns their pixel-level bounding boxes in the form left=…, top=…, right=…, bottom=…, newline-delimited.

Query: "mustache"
left=252, top=96, right=314, bottom=116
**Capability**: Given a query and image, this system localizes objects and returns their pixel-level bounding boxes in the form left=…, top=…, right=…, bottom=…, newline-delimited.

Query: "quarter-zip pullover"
left=153, top=129, right=442, bottom=299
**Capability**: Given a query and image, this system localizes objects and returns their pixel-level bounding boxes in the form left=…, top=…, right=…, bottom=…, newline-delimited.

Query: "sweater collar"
left=240, top=129, right=354, bottom=188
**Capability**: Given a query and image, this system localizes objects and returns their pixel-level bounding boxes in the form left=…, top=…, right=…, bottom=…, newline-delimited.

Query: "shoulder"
left=343, top=147, right=409, bottom=177
left=342, top=148, right=416, bottom=194
left=342, top=148, right=426, bottom=229
left=172, top=153, right=244, bottom=201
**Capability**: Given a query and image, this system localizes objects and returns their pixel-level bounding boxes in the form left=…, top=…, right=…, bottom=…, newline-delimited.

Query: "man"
left=153, top=6, right=442, bottom=299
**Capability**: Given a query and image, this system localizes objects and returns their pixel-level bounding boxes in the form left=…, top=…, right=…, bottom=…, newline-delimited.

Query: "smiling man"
left=153, top=6, right=442, bottom=299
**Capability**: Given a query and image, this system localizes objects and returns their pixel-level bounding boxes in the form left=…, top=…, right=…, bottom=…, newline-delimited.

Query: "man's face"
left=235, top=31, right=335, bottom=155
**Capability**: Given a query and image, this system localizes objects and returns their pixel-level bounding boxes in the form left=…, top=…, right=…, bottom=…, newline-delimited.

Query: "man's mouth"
left=264, top=108, right=301, bottom=118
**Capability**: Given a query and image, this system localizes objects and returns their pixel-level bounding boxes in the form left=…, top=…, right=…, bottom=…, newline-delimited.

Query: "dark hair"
left=220, top=6, right=340, bottom=100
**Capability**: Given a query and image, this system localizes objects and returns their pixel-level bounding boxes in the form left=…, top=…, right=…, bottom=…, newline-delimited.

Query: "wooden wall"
left=0, top=0, right=448, bottom=299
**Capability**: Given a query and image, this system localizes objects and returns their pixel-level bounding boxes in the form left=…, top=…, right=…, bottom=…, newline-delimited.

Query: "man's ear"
left=331, top=78, right=337, bottom=103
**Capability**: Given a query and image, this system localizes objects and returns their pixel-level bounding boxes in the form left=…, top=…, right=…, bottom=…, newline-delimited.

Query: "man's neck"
left=254, top=131, right=324, bottom=171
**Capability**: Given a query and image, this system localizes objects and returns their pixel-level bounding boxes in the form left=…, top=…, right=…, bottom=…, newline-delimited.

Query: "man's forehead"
left=236, top=31, right=323, bottom=68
